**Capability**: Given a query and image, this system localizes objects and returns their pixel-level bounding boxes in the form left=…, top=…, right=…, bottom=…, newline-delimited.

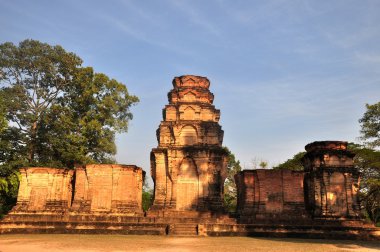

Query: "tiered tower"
left=149, top=75, right=228, bottom=216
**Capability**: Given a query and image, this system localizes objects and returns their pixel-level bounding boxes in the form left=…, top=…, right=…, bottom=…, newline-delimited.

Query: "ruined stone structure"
left=71, top=164, right=144, bottom=214
left=9, top=164, right=144, bottom=216
left=14, top=168, right=74, bottom=212
left=235, top=141, right=361, bottom=223
left=235, top=170, right=307, bottom=222
left=149, top=75, right=228, bottom=216
left=1, top=75, right=379, bottom=240
left=303, top=141, right=360, bottom=218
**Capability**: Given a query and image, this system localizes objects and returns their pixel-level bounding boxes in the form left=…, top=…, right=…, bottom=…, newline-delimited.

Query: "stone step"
left=1, top=220, right=379, bottom=240
left=0, top=221, right=168, bottom=235
left=169, top=224, right=198, bottom=236
left=198, top=223, right=380, bottom=240
left=3, top=213, right=237, bottom=225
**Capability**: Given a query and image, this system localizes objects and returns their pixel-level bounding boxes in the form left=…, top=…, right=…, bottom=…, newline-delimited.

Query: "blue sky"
left=1, top=0, right=380, bottom=180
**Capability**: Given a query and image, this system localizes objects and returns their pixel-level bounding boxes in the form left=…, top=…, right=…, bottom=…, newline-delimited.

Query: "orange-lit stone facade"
left=302, top=141, right=360, bottom=218
left=11, top=164, right=144, bottom=215
left=235, top=170, right=307, bottom=221
left=14, top=167, right=74, bottom=212
left=2, top=75, right=376, bottom=239
left=149, top=75, right=228, bottom=214
left=235, top=141, right=361, bottom=221
left=71, top=164, right=144, bottom=214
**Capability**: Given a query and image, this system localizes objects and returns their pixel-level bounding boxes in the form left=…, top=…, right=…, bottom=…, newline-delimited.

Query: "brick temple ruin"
left=148, top=75, right=228, bottom=217
left=1, top=75, right=379, bottom=240
left=13, top=165, right=145, bottom=215
left=235, top=141, right=360, bottom=222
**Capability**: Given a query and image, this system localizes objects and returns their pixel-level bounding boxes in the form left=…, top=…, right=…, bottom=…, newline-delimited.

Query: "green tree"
left=142, top=179, right=153, bottom=212
left=0, top=90, right=6, bottom=133
left=39, top=67, right=139, bottom=166
left=0, top=39, right=138, bottom=215
left=357, top=102, right=380, bottom=225
left=250, top=157, right=269, bottom=169
left=259, top=161, right=268, bottom=169
left=0, top=39, right=138, bottom=168
left=273, top=152, right=306, bottom=171
left=0, top=86, right=20, bottom=215
left=223, top=147, right=242, bottom=213
left=359, top=102, right=380, bottom=148
left=0, top=172, right=19, bottom=218
left=347, top=143, right=380, bottom=225
left=0, top=39, right=82, bottom=163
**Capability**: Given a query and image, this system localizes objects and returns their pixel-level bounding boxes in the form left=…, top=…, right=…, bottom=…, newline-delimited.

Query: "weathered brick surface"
left=2, top=76, right=376, bottom=238
left=235, top=170, right=306, bottom=220
left=13, top=167, right=74, bottom=212
left=149, top=75, right=228, bottom=216
left=303, top=141, right=360, bottom=218
left=11, top=164, right=144, bottom=215
left=236, top=141, right=361, bottom=222
left=71, top=164, right=145, bottom=214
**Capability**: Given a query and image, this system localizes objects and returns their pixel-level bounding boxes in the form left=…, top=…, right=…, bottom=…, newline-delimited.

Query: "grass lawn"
left=0, top=234, right=379, bottom=252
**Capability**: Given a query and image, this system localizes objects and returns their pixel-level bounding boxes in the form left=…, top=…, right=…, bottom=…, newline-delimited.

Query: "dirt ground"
left=0, top=234, right=379, bottom=252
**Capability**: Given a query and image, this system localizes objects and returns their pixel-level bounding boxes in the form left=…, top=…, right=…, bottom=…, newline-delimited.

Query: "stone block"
left=235, top=169, right=306, bottom=220
left=13, top=167, right=74, bottom=213
left=71, top=164, right=145, bottom=214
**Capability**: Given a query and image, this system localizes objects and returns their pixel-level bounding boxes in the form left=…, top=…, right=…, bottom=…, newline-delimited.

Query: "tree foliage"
left=142, top=179, right=153, bottom=212
left=359, top=102, right=380, bottom=148
left=0, top=172, right=19, bottom=218
left=347, top=143, right=380, bottom=225
left=0, top=91, right=6, bottom=133
left=0, top=39, right=139, bottom=215
left=0, top=39, right=138, bottom=169
left=356, top=102, right=380, bottom=225
left=223, top=147, right=242, bottom=213
left=250, top=157, right=269, bottom=169
left=273, top=152, right=306, bottom=171
left=39, top=67, right=139, bottom=166
left=0, top=39, right=83, bottom=164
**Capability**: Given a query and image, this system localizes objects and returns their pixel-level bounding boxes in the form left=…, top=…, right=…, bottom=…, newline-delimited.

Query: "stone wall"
left=235, top=141, right=361, bottom=221
left=13, top=167, right=74, bottom=212
left=71, top=164, right=144, bottom=214
left=11, top=164, right=145, bottom=215
left=235, top=169, right=306, bottom=221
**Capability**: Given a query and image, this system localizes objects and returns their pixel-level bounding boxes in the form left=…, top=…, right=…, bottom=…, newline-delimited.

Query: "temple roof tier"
left=172, top=75, right=210, bottom=89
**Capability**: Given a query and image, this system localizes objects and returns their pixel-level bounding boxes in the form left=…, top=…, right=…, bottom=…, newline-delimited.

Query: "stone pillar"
left=235, top=170, right=256, bottom=216
left=150, top=150, right=168, bottom=209
left=302, top=141, right=360, bottom=218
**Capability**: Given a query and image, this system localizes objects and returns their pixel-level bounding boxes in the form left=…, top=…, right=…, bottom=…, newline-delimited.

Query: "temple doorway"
left=176, top=158, right=199, bottom=210
left=327, top=173, right=348, bottom=216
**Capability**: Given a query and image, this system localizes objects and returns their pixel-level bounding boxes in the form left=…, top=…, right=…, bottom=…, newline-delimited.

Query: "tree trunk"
left=28, top=121, right=37, bottom=163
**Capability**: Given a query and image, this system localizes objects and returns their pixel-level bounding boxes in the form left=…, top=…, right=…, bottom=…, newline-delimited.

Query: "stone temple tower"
left=149, top=75, right=228, bottom=216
